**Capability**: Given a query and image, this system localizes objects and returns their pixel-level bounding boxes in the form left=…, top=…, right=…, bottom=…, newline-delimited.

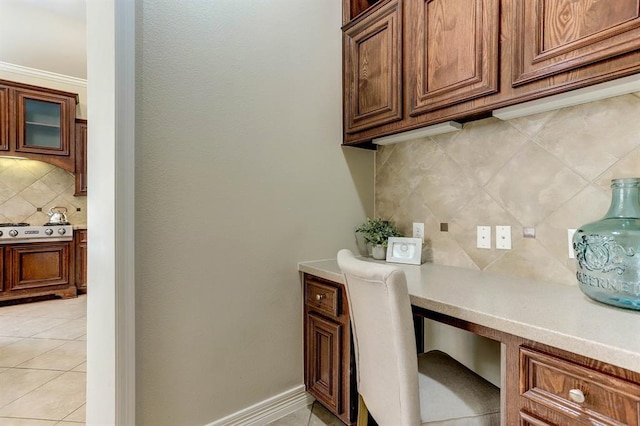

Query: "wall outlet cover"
left=477, top=226, right=491, bottom=249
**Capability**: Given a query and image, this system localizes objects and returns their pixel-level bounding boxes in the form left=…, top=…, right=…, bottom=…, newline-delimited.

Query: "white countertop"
left=298, top=258, right=640, bottom=373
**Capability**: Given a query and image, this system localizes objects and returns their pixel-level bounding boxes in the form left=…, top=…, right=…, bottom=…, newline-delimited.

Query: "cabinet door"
left=407, top=0, right=499, bottom=116
left=14, top=89, right=74, bottom=156
left=306, top=312, right=343, bottom=414
left=7, top=242, right=71, bottom=291
left=344, top=0, right=402, bottom=133
left=512, top=0, right=640, bottom=86
left=75, top=230, right=87, bottom=293
left=0, top=246, right=4, bottom=294
left=0, top=85, right=8, bottom=151
left=75, top=120, right=87, bottom=195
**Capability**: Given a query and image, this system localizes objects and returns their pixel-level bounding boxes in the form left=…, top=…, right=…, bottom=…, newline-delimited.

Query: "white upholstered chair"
left=337, top=249, right=500, bottom=426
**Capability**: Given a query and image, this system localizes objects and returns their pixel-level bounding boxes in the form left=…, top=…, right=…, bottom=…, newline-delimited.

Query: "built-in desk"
left=299, top=258, right=640, bottom=425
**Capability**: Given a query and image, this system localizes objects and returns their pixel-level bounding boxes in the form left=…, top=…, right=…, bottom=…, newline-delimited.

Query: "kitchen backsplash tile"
left=375, top=93, right=640, bottom=285
left=0, top=158, right=86, bottom=225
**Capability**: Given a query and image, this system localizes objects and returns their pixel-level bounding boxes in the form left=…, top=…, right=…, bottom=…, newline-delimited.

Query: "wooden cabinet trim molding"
left=512, top=0, right=640, bottom=86
left=344, top=0, right=403, bottom=133
left=407, top=0, right=500, bottom=115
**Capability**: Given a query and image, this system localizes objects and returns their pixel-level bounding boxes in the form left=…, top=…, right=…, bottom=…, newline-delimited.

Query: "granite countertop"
left=298, top=258, right=640, bottom=373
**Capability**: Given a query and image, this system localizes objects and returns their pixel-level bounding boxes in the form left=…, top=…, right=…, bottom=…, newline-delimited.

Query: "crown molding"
left=0, top=62, right=87, bottom=88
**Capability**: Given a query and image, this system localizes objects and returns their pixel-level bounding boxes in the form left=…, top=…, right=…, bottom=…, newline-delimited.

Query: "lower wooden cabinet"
left=303, top=274, right=357, bottom=425
left=302, top=272, right=640, bottom=426
left=519, top=346, right=640, bottom=425
left=0, top=241, right=76, bottom=302
left=74, top=229, right=87, bottom=293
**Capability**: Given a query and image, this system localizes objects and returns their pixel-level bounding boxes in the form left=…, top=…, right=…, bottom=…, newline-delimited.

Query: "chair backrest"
left=337, top=249, right=421, bottom=426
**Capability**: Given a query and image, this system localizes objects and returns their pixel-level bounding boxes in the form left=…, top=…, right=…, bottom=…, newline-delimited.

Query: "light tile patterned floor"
left=0, top=296, right=86, bottom=426
left=267, top=401, right=345, bottom=426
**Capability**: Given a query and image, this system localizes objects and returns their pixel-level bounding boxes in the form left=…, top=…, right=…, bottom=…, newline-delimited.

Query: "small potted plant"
left=355, top=218, right=403, bottom=259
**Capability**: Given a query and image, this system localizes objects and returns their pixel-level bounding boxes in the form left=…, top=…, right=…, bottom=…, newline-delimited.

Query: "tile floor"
left=267, top=401, right=344, bottom=426
left=0, top=295, right=344, bottom=426
left=0, top=295, right=86, bottom=426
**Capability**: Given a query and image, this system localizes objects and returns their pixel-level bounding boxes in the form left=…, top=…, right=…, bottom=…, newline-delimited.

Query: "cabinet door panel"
left=14, top=89, right=73, bottom=156
left=512, top=0, right=640, bottom=86
left=0, top=86, right=8, bottom=151
left=407, top=0, right=499, bottom=115
left=8, top=243, right=70, bottom=290
left=75, top=120, right=87, bottom=195
left=306, top=312, right=343, bottom=413
left=344, top=0, right=402, bottom=133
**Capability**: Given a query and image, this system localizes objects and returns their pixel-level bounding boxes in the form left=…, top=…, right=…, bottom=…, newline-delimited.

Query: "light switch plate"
left=496, top=226, right=512, bottom=250
left=568, top=229, right=576, bottom=258
left=412, top=222, right=424, bottom=241
left=477, top=226, right=491, bottom=249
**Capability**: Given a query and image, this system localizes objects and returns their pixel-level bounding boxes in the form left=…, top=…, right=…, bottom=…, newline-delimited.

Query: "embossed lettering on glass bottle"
left=573, top=178, right=640, bottom=310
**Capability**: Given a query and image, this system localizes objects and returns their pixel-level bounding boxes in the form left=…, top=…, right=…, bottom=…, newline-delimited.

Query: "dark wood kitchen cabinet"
left=512, top=0, right=640, bottom=87
left=74, top=229, right=87, bottom=293
left=518, top=346, right=640, bottom=426
left=342, top=0, right=640, bottom=146
left=304, top=274, right=357, bottom=425
left=74, top=119, right=87, bottom=196
left=406, top=0, right=499, bottom=116
left=0, top=79, right=78, bottom=172
left=0, top=241, right=76, bottom=302
left=0, top=85, right=8, bottom=151
left=343, top=0, right=402, bottom=133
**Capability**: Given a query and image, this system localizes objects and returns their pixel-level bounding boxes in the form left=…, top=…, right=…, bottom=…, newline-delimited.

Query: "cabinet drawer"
left=305, top=278, right=340, bottom=317
left=520, top=347, right=640, bottom=425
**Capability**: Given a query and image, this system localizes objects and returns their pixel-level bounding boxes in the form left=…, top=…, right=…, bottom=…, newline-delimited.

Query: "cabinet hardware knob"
left=568, top=388, right=585, bottom=403
left=315, top=294, right=325, bottom=301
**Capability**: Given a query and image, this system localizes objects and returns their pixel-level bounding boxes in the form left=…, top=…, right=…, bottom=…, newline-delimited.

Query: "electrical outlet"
left=496, top=226, right=512, bottom=250
left=412, top=222, right=424, bottom=241
left=477, top=226, right=491, bottom=249
left=568, top=229, right=577, bottom=258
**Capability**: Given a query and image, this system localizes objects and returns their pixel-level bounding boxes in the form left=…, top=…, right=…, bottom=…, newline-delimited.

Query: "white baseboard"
left=206, top=385, right=314, bottom=426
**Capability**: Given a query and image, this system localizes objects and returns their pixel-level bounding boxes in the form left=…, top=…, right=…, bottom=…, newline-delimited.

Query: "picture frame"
left=386, top=237, right=423, bottom=265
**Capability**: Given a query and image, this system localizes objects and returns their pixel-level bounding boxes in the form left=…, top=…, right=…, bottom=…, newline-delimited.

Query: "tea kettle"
left=47, top=207, right=68, bottom=224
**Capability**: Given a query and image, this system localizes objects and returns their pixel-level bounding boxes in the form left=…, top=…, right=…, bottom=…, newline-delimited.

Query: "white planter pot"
left=371, top=245, right=386, bottom=260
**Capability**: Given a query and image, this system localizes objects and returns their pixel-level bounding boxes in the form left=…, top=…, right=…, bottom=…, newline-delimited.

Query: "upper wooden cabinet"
left=407, top=0, right=499, bottom=115
left=512, top=0, right=640, bottom=86
left=0, top=86, right=8, bottom=151
left=342, top=0, right=640, bottom=145
left=0, top=80, right=78, bottom=172
left=75, top=119, right=88, bottom=196
left=343, top=0, right=402, bottom=133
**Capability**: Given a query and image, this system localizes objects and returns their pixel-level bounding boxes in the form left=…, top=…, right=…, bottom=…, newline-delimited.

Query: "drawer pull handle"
left=315, top=294, right=325, bottom=301
left=568, top=389, right=585, bottom=403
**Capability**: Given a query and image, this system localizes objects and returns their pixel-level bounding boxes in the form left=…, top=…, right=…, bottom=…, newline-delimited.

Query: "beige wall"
left=0, top=0, right=86, bottom=79
left=135, top=1, right=373, bottom=424
left=376, top=94, right=640, bottom=285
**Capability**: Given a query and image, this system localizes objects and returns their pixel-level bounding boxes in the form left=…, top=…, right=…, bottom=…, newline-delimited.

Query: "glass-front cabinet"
left=14, top=89, right=74, bottom=156
left=0, top=79, right=78, bottom=173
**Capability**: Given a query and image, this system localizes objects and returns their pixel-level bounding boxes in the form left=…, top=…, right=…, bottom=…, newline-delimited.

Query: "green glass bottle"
left=573, top=178, right=640, bottom=310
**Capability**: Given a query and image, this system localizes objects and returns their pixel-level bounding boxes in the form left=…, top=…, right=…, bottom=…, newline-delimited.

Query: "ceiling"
left=0, top=0, right=87, bottom=79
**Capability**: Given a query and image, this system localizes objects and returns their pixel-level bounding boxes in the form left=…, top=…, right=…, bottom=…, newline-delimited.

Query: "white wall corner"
left=205, top=385, right=313, bottom=426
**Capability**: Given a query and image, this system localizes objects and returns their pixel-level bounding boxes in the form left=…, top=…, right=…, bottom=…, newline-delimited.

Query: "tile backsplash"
left=375, top=94, right=640, bottom=285
left=0, top=158, right=86, bottom=226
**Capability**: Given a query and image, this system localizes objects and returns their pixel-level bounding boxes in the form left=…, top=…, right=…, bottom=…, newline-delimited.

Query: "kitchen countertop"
left=298, top=258, right=640, bottom=373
